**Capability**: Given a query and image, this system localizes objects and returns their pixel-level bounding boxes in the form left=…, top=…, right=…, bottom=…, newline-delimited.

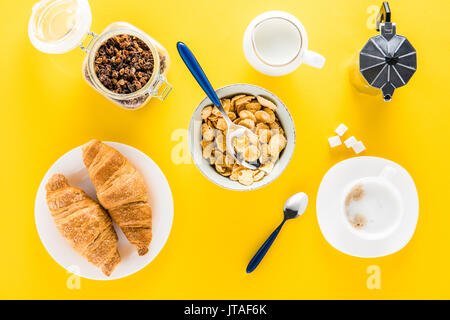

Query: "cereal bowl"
left=189, top=84, right=295, bottom=191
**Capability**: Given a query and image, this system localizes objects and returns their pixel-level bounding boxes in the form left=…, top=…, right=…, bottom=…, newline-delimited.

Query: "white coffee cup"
left=243, top=11, right=325, bottom=76
left=341, top=166, right=404, bottom=240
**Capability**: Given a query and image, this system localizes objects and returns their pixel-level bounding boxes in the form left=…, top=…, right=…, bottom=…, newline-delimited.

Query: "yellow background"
left=1, top=0, right=449, bottom=299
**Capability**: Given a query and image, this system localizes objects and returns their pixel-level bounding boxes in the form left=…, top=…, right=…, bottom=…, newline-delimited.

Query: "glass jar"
left=28, top=0, right=172, bottom=110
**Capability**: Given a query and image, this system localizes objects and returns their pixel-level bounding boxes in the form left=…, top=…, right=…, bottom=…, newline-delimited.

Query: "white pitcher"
left=243, top=11, right=325, bottom=76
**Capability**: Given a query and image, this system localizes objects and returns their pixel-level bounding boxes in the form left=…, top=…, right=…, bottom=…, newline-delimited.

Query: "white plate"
left=35, top=142, right=174, bottom=280
left=316, top=156, right=419, bottom=258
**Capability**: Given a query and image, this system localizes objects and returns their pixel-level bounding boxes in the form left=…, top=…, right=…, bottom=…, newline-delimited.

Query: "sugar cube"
left=328, top=136, right=342, bottom=148
left=335, top=124, right=348, bottom=136
left=352, top=141, right=366, bottom=154
left=344, top=136, right=357, bottom=148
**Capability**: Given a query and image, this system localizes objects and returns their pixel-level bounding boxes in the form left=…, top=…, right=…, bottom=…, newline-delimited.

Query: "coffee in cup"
left=341, top=166, right=403, bottom=240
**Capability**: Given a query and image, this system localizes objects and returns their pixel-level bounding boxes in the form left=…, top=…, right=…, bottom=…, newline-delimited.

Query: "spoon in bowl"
left=177, top=42, right=261, bottom=170
left=246, top=192, right=308, bottom=273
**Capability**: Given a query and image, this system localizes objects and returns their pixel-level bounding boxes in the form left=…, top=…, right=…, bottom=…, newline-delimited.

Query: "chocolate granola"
left=94, top=34, right=154, bottom=95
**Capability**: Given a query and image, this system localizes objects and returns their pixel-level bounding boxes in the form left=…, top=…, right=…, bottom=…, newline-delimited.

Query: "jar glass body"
left=82, top=22, right=171, bottom=110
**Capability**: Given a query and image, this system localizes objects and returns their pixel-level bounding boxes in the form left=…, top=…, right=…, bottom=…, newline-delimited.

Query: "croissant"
left=82, top=140, right=152, bottom=256
left=46, top=174, right=120, bottom=276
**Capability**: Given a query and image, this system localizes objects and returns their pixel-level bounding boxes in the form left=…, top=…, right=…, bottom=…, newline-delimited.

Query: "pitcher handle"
left=303, top=50, right=325, bottom=69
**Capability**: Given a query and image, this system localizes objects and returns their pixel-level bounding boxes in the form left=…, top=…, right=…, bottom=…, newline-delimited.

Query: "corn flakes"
left=200, top=94, right=288, bottom=186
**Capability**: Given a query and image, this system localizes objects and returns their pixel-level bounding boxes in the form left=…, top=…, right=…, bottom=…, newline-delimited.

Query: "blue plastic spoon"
left=177, top=41, right=261, bottom=170
left=247, top=193, right=308, bottom=273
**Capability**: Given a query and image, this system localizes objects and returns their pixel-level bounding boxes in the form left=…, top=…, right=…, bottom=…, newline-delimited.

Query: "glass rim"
left=251, top=17, right=303, bottom=67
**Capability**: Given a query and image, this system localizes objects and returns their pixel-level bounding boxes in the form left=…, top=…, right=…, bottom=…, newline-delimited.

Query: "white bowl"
left=189, top=84, right=296, bottom=191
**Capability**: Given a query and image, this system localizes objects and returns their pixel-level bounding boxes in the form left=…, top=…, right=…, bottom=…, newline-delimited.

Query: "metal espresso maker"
left=352, top=1, right=417, bottom=101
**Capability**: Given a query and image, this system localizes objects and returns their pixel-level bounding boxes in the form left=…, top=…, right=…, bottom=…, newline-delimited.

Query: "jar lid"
left=28, top=0, right=92, bottom=54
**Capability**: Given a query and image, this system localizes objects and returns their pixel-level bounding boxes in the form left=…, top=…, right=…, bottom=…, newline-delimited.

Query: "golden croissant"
left=46, top=174, right=121, bottom=276
left=82, top=140, right=152, bottom=256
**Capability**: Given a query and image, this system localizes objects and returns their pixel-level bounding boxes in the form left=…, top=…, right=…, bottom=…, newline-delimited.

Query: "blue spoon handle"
left=177, top=42, right=221, bottom=107
left=246, top=220, right=285, bottom=273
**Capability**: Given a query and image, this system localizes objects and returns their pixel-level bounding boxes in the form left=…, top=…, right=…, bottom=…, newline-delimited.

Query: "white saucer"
left=316, top=156, right=419, bottom=258
left=35, top=142, right=174, bottom=280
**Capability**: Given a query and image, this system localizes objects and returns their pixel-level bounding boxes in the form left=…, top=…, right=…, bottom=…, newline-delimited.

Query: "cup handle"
left=379, top=166, right=398, bottom=181
left=303, top=50, right=326, bottom=69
